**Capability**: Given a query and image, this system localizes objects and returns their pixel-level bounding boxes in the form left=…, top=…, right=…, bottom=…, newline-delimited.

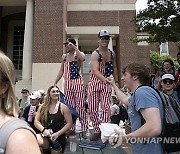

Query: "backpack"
left=135, top=86, right=180, bottom=153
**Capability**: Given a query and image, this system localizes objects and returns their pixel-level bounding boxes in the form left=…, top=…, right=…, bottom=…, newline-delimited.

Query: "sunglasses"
left=162, top=79, right=174, bottom=84
left=100, top=36, right=110, bottom=40
left=21, top=91, right=28, bottom=94
left=51, top=90, right=60, bottom=93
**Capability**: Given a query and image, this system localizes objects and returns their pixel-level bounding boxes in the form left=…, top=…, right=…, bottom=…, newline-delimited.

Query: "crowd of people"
left=0, top=29, right=180, bottom=154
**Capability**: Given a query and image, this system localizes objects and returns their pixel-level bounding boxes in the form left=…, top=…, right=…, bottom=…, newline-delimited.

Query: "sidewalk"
left=64, top=130, right=132, bottom=154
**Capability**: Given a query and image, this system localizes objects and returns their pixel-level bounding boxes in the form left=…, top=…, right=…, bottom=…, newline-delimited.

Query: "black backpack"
left=135, top=86, right=180, bottom=153
left=158, top=91, right=180, bottom=153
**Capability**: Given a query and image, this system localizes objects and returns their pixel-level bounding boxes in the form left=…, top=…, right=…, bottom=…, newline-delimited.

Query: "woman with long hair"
left=0, top=51, right=41, bottom=154
left=35, top=85, right=72, bottom=154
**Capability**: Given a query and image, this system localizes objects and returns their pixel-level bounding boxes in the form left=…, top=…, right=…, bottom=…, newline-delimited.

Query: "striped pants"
left=64, top=84, right=88, bottom=132
left=88, top=81, right=112, bottom=133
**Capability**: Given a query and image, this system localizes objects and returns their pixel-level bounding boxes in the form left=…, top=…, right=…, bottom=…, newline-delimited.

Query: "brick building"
left=0, top=0, right=179, bottom=97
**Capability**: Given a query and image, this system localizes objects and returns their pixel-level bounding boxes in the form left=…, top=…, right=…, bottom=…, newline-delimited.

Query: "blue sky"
left=136, top=0, right=148, bottom=12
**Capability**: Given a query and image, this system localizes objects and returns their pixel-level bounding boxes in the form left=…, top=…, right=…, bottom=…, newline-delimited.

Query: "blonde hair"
left=39, top=85, right=59, bottom=127
left=0, top=51, right=19, bottom=116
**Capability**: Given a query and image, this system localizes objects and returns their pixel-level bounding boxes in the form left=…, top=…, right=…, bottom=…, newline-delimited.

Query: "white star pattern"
left=70, top=61, right=80, bottom=79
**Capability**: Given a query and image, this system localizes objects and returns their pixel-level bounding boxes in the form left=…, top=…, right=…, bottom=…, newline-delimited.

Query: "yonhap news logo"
left=123, top=137, right=180, bottom=144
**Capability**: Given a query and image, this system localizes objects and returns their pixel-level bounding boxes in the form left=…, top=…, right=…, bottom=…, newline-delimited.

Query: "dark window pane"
left=13, top=26, right=24, bottom=70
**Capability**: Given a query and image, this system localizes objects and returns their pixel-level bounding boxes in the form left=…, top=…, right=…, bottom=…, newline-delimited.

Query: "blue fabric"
left=79, top=141, right=105, bottom=150
left=128, top=86, right=164, bottom=154
left=104, top=61, right=114, bottom=77
left=69, top=61, right=80, bottom=79
left=59, top=92, right=79, bottom=123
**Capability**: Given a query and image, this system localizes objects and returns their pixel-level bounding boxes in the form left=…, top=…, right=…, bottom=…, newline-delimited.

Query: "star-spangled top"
left=69, top=61, right=80, bottom=79
left=104, top=61, right=114, bottom=77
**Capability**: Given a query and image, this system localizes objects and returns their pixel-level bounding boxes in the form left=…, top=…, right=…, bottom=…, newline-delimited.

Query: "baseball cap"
left=30, top=91, right=41, bottom=99
left=98, top=30, right=110, bottom=38
left=161, top=74, right=175, bottom=80
left=63, top=38, right=76, bottom=46
left=38, top=89, right=45, bottom=97
left=21, top=88, right=29, bottom=93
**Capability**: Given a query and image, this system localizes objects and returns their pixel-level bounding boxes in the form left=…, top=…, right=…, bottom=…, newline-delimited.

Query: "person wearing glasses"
left=18, top=88, right=30, bottom=117
left=161, top=73, right=180, bottom=103
left=54, top=38, right=88, bottom=139
left=88, top=30, right=119, bottom=141
left=35, top=85, right=72, bottom=154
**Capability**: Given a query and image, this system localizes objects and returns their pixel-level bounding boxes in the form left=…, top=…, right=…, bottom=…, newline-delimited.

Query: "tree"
left=135, top=0, right=180, bottom=44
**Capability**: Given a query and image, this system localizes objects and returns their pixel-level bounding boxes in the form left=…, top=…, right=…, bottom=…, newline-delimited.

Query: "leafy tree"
left=135, top=0, right=180, bottom=44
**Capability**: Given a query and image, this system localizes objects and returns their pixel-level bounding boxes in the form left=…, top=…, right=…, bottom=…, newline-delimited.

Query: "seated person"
left=110, top=95, right=128, bottom=124
left=110, top=95, right=120, bottom=125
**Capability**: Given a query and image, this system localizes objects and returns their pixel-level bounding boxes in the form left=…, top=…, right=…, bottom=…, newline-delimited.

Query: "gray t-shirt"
left=128, top=86, right=164, bottom=154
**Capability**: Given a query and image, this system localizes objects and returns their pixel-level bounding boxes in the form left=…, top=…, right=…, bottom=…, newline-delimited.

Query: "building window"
left=160, top=42, right=169, bottom=55
left=13, top=26, right=24, bottom=70
left=83, top=51, right=92, bottom=74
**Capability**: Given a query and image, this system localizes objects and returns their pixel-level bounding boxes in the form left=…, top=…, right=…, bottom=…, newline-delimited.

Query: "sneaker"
left=82, top=131, right=87, bottom=139
left=66, top=130, right=75, bottom=136
left=90, top=133, right=101, bottom=141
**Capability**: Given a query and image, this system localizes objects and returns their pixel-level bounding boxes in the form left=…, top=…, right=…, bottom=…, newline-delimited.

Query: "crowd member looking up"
left=161, top=74, right=180, bottom=103
left=107, top=63, right=164, bottom=154
left=54, top=38, right=88, bottom=138
left=22, top=91, right=42, bottom=133
left=161, top=59, right=175, bottom=77
left=0, top=51, right=40, bottom=154
left=35, top=85, right=72, bottom=154
left=88, top=30, right=119, bottom=141
left=18, top=88, right=30, bottom=117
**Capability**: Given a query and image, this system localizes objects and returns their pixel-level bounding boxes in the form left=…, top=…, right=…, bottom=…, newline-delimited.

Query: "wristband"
left=41, top=127, right=46, bottom=134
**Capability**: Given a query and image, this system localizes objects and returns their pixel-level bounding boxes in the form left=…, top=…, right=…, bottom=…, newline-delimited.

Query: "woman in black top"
left=35, top=86, right=72, bottom=154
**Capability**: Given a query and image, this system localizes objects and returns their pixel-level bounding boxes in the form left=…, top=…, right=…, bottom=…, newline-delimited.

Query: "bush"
left=150, top=51, right=179, bottom=71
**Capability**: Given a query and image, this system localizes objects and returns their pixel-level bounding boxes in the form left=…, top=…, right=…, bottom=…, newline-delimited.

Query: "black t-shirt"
left=22, top=105, right=41, bottom=134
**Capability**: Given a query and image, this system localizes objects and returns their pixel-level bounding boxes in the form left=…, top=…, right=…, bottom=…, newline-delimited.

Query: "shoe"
left=66, top=130, right=75, bottom=136
left=90, top=133, right=101, bottom=141
left=82, top=131, right=87, bottom=139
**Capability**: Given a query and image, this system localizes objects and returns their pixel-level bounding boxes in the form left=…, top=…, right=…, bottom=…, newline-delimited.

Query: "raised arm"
left=69, top=42, right=85, bottom=62
left=107, top=77, right=129, bottom=106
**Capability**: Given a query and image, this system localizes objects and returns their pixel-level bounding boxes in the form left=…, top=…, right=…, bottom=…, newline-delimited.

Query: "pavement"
left=64, top=129, right=132, bottom=154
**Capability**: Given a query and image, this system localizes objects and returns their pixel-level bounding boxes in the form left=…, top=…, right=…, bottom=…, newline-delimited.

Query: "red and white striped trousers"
left=88, top=79, right=112, bottom=133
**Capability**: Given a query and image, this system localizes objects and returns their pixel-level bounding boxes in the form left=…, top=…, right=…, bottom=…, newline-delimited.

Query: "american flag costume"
left=88, top=49, right=114, bottom=133
left=63, top=54, right=88, bottom=132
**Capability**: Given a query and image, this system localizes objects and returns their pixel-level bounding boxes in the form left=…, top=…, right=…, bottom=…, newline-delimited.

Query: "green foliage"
left=135, top=0, right=180, bottom=43
left=150, top=51, right=179, bottom=69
